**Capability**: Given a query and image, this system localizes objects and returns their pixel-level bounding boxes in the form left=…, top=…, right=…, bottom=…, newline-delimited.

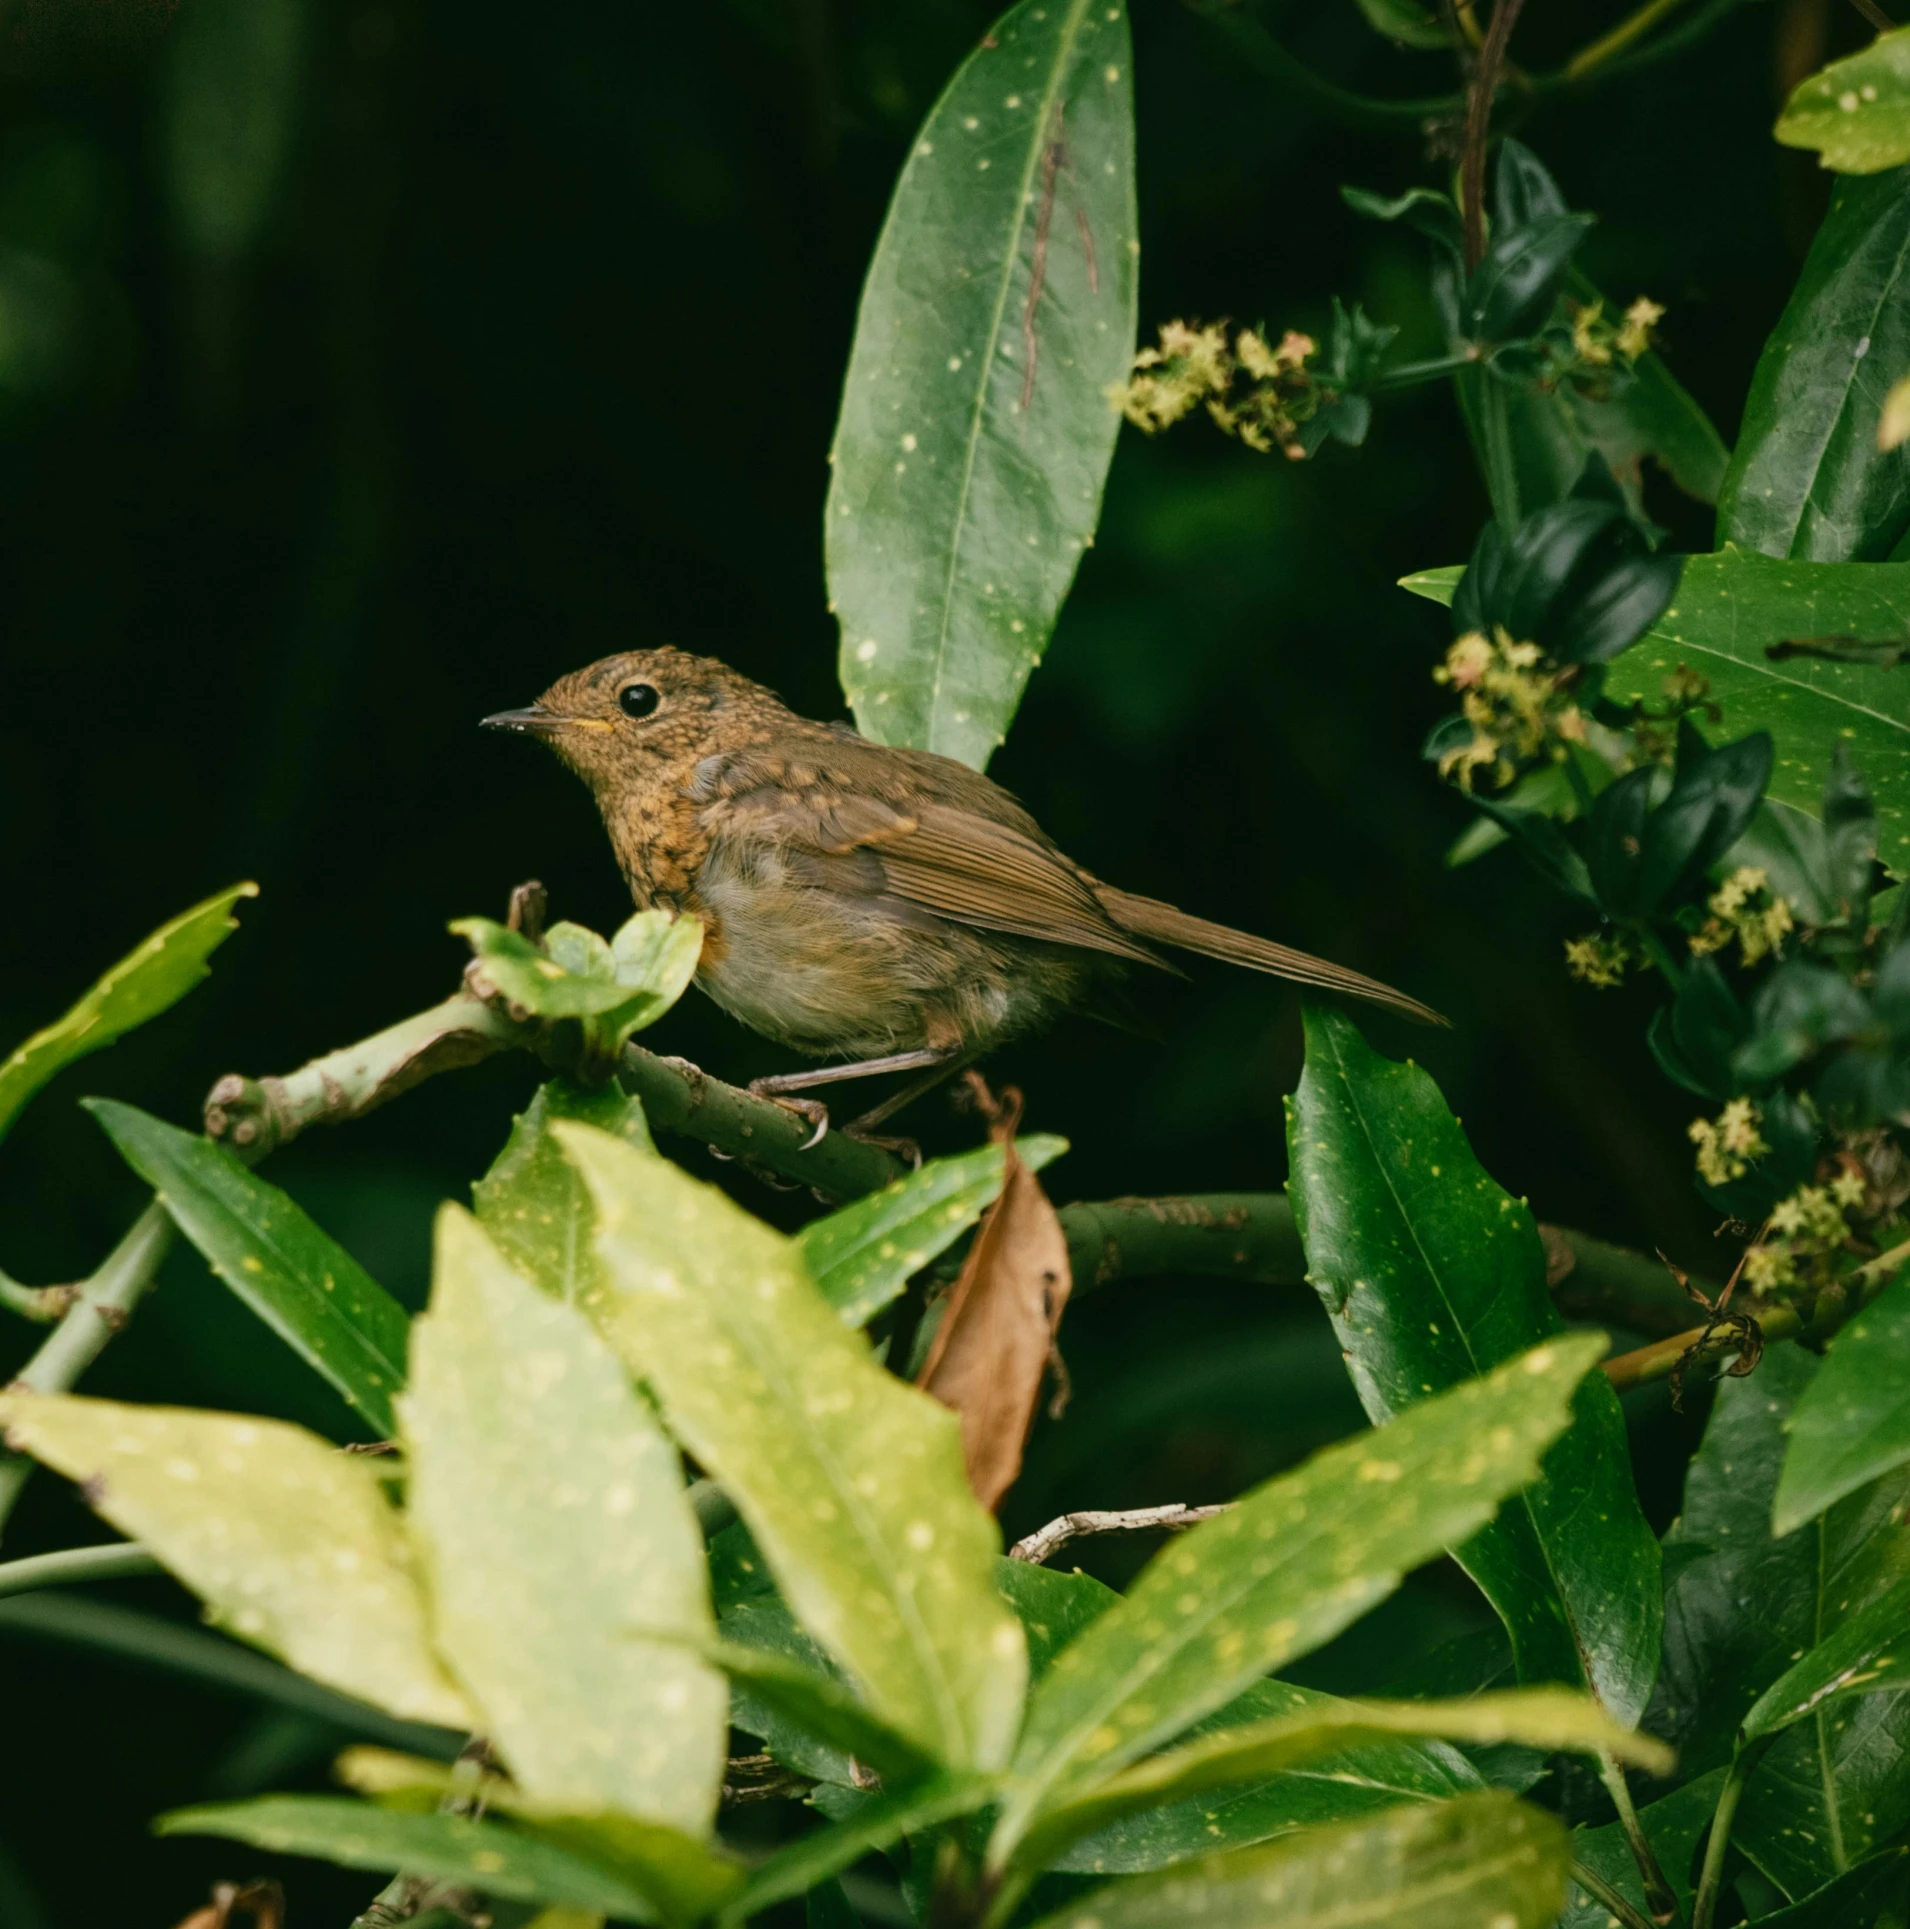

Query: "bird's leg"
left=839, top=1050, right=983, bottom=1166
left=748, top=1049, right=957, bottom=1153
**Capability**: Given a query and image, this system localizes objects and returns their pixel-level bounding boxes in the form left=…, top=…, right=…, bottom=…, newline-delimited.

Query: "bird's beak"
left=482, top=704, right=561, bottom=735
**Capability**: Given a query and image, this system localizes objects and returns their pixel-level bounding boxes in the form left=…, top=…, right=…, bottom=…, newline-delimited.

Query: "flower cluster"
left=1689, top=1098, right=1769, bottom=1188
left=1431, top=628, right=1584, bottom=790
left=1568, top=295, right=1666, bottom=371
left=1742, top=1168, right=1869, bottom=1295
left=1688, top=866, right=1795, bottom=968
left=1564, top=933, right=1631, bottom=988
left=1114, top=321, right=1323, bottom=459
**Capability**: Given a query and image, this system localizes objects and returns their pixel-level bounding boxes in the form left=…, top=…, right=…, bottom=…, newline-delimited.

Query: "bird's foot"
left=748, top=1083, right=831, bottom=1152
left=842, top=1121, right=922, bottom=1170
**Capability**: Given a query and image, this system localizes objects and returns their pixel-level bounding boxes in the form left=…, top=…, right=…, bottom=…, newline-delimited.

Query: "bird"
left=483, top=648, right=1442, bottom=1144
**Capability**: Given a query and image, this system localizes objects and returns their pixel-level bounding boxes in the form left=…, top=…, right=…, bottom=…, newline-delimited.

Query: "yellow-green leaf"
left=0, top=882, right=255, bottom=1145
left=558, top=1122, right=1027, bottom=1772
left=1779, top=33, right=1910, bottom=174
left=401, top=1206, right=725, bottom=1831
left=0, top=1391, right=471, bottom=1728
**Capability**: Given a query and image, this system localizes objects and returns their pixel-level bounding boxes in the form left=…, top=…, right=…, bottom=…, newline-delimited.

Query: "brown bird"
left=484, top=649, right=1441, bottom=1142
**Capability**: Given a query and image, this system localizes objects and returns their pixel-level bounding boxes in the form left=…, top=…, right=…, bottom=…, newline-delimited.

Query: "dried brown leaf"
left=917, top=1086, right=1072, bottom=1511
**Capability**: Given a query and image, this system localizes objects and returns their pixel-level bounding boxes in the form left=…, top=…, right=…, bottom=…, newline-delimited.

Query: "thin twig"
left=1009, top=1502, right=1231, bottom=1565
left=1596, top=1750, right=1679, bottom=1924
left=1850, top=0, right=1898, bottom=33
left=0, top=1269, right=77, bottom=1324
left=1461, top=0, right=1530, bottom=269
left=1562, top=0, right=1692, bottom=78
left=1569, top=1857, right=1659, bottom=1929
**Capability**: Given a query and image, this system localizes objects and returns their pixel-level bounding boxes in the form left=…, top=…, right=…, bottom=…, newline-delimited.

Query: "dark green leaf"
left=1021, top=1791, right=1569, bottom=1929
left=1287, top=1008, right=1661, bottom=1723
left=158, top=1798, right=671, bottom=1919
left=1046, top=1672, right=1483, bottom=1875
left=827, top=0, right=1136, bottom=769
left=0, top=882, right=255, bottom=1146
left=1495, top=140, right=1568, bottom=228
left=1734, top=959, right=1871, bottom=1085
left=1586, top=765, right=1661, bottom=917
left=995, top=1558, right=1118, bottom=1680
left=87, top=1099, right=408, bottom=1435
left=1602, top=550, right=1910, bottom=871
left=1647, top=1346, right=1910, bottom=1899
left=1778, top=32, right=1910, bottom=174
left=1727, top=801, right=1845, bottom=927
left=1341, top=183, right=1464, bottom=272
left=1351, top=0, right=1450, bottom=49
left=806, top=1880, right=864, bottom=1929
left=1775, top=1270, right=1910, bottom=1532
left=1649, top=956, right=1751, bottom=1101
left=995, top=1333, right=1604, bottom=1850
left=1744, top=1850, right=1910, bottom=1927
left=1636, top=730, right=1774, bottom=912
left=1560, top=1768, right=1724, bottom=1929
left=1719, top=166, right=1910, bottom=560
left=795, top=1134, right=1067, bottom=1327
left=720, top=1593, right=858, bottom=1784
left=473, top=1078, right=656, bottom=1306
left=1742, top=1573, right=1910, bottom=1743
left=1466, top=214, right=1595, bottom=342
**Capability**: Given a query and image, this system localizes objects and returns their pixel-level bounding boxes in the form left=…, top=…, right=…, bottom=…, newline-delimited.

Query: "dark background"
left=0, top=0, right=1864, bottom=1918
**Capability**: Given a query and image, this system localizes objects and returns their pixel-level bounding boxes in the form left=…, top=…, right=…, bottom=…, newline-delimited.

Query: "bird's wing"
left=706, top=763, right=1166, bottom=966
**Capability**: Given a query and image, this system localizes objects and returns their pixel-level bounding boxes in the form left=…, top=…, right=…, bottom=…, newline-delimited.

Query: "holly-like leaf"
left=401, top=1206, right=725, bottom=1831
left=796, top=1134, right=1067, bottom=1327
left=1648, top=1346, right=1910, bottom=1899
left=0, top=883, right=255, bottom=1146
left=1286, top=1008, right=1661, bottom=1724
left=473, top=1078, right=656, bottom=1306
left=1774, top=1271, right=1910, bottom=1532
left=1779, top=34, right=1910, bottom=175
left=1719, top=166, right=1910, bottom=560
left=0, top=1392, right=472, bottom=1728
left=992, top=1333, right=1605, bottom=1854
left=1021, top=1791, right=1569, bottom=1929
left=558, top=1123, right=1028, bottom=1772
left=827, top=0, right=1137, bottom=769
left=87, top=1100, right=408, bottom=1436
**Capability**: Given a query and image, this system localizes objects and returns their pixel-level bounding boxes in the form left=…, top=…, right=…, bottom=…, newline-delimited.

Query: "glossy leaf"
left=1021, top=1791, right=1569, bottom=1929
left=827, top=0, right=1137, bottom=769
left=1742, top=1573, right=1910, bottom=1743
left=0, top=882, right=255, bottom=1146
left=0, top=1392, right=471, bottom=1727
left=995, top=1332, right=1605, bottom=1847
left=1648, top=1346, right=1910, bottom=1898
left=1779, top=33, right=1910, bottom=174
left=1016, top=1687, right=1669, bottom=1871
left=87, top=1099, right=408, bottom=1436
left=401, top=1206, right=724, bottom=1830
left=1287, top=1008, right=1661, bottom=1722
left=453, top=910, right=702, bottom=1056
left=158, top=1798, right=665, bottom=1919
left=1775, top=1271, right=1910, bottom=1532
left=996, top=1557, right=1117, bottom=1679
left=473, top=1078, right=656, bottom=1306
left=719, top=1593, right=860, bottom=1784
left=1748, top=1851, right=1910, bottom=1927
left=558, top=1122, right=1028, bottom=1772
left=796, top=1133, right=1066, bottom=1326
left=1602, top=550, right=1910, bottom=870
left=1046, top=1672, right=1482, bottom=1876
left=1352, top=0, right=1449, bottom=48
left=1560, top=1768, right=1724, bottom=1928
left=1719, top=166, right=1910, bottom=560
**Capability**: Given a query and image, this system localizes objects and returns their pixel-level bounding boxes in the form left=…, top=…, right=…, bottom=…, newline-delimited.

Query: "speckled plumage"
left=489, top=647, right=1440, bottom=1061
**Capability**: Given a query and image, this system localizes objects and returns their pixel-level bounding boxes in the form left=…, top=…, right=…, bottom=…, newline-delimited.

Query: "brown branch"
left=1461, top=0, right=1529, bottom=268
left=1009, top=1501, right=1231, bottom=1565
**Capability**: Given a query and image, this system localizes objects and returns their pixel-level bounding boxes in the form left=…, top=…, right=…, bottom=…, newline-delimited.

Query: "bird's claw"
left=843, top=1124, right=922, bottom=1169
left=755, top=1092, right=830, bottom=1151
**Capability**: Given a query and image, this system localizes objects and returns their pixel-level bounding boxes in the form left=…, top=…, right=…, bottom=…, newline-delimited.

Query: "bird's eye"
left=618, top=682, right=661, bottom=720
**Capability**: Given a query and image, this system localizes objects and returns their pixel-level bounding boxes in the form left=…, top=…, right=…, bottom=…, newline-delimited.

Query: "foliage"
left=18, top=0, right=1910, bottom=1925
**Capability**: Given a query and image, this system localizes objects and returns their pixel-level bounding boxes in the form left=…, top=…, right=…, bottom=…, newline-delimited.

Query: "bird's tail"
left=1096, top=886, right=1449, bottom=1028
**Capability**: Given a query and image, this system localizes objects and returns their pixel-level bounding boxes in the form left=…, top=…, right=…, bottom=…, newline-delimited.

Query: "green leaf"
left=827, top=0, right=1137, bottom=769
left=994, top=1332, right=1605, bottom=1851
left=1718, top=167, right=1910, bottom=560
left=796, top=1134, right=1067, bottom=1325
left=718, top=1593, right=859, bottom=1782
left=1603, top=549, right=1910, bottom=872
left=1286, top=1007, right=1661, bottom=1723
left=719, top=1774, right=999, bottom=1924
left=1400, top=564, right=1464, bottom=606
left=87, top=1099, right=408, bottom=1436
left=996, top=1558, right=1118, bottom=1680
left=0, top=882, right=255, bottom=1146
left=1648, top=1345, right=1910, bottom=1898
left=474, top=1078, right=656, bottom=1306
left=162, top=0, right=306, bottom=260
left=1045, top=1672, right=1483, bottom=1876
left=400, top=1205, right=724, bottom=1831
left=1021, top=1791, right=1569, bottom=1929
left=558, top=1122, right=1028, bottom=1772
left=1560, top=1768, right=1724, bottom=1928
left=0, top=1392, right=472, bottom=1727
left=1016, top=1687, right=1669, bottom=1872
left=1746, top=1850, right=1910, bottom=1927
left=157, top=1798, right=665, bottom=1919
left=1352, top=0, right=1450, bottom=48
left=452, top=910, right=702, bottom=1053
left=1779, top=31, right=1910, bottom=174
left=1743, top=1573, right=1910, bottom=1743
left=1775, top=1270, right=1910, bottom=1531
